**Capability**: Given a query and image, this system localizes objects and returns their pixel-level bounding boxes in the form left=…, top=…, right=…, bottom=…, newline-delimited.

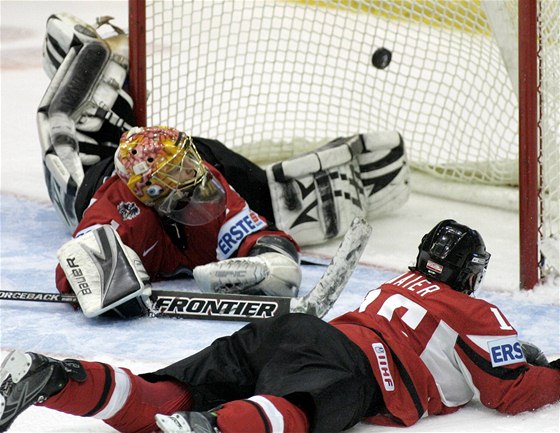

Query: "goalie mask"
left=115, top=126, right=226, bottom=225
left=412, top=219, right=491, bottom=295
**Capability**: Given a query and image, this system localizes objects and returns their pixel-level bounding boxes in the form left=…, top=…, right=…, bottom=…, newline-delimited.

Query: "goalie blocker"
left=57, top=225, right=152, bottom=318
left=267, top=132, right=409, bottom=245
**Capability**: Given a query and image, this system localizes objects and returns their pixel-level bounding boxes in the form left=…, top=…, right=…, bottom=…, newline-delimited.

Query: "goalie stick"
left=0, top=217, right=371, bottom=321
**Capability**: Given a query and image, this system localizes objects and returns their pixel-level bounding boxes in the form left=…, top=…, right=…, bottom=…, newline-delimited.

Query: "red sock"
left=217, top=395, right=309, bottom=433
left=42, top=361, right=192, bottom=433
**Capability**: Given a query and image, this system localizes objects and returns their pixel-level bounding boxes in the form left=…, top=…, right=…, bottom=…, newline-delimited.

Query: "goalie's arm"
left=57, top=225, right=152, bottom=318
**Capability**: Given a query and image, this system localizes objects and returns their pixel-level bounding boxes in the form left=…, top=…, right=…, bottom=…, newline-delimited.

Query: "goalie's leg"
left=38, top=13, right=133, bottom=232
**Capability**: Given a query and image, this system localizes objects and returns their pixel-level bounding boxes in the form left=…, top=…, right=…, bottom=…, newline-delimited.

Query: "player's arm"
left=519, top=340, right=556, bottom=367
left=454, top=308, right=560, bottom=414
left=192, top=179, right=302, bottom=298
left=194, top=230, right=302, bottom=298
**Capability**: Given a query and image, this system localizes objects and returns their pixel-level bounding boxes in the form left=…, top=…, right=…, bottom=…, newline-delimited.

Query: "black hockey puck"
left=372, top=47, right=392, bottom=69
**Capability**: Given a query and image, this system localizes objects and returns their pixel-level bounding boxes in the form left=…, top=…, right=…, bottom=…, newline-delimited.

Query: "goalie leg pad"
left=38, top=13, right=133, bottom=232
left=42, top=152, right=80, bottom=231
left=57, top=225, right=152, bottom=318
left=359, top=132, right=410, bottom=218
left=42, top=12, right=103, bottom=78
left=267, top=136, right=367, bottom=246
left=267, top=132, right=409, bottom=246
left=48, top=41, right=110, bottom=116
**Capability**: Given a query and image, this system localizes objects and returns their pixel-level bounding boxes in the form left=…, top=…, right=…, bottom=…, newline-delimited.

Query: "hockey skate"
left=193, top=252, right=300, bottom=297
left=0, top=350, right=86, bottom=432
left=155, top=411, right=220, bottom=433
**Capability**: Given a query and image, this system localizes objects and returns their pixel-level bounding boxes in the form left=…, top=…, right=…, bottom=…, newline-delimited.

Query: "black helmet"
left=412, top=219, right=491, bottom=295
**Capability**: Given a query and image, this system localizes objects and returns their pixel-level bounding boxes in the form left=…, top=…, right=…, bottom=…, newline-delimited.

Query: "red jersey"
left=330, top=271, right=560, bottom=427
left=56, top=164, right=296, bottom=293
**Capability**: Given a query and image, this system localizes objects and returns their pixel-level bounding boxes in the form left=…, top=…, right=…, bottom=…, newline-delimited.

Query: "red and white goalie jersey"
left=330, top=270, right=560, bottom=427
left=55, top=163, right=296, bottom=294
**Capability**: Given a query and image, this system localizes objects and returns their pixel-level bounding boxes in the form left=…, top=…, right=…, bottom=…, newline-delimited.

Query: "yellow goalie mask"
left=115, top=126, right=226, bottom=225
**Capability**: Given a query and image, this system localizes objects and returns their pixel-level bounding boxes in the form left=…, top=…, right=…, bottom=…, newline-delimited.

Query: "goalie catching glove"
left=193, top=235, right=302, bottom=297
left=57, top=225, right=152, bottom=318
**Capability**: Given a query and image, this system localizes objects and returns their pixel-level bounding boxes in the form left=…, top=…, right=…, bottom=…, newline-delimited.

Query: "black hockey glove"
left=520, top=341, right=550, bottom=367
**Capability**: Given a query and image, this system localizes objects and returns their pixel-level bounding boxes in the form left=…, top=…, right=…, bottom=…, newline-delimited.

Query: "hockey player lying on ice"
left=38, top=13, right=410, bottom=318
left=1, top=219, right=559, bottom=433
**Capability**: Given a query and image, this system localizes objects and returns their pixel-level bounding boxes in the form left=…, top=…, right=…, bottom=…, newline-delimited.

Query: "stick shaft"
left=0, top=218, right=371, bottom=321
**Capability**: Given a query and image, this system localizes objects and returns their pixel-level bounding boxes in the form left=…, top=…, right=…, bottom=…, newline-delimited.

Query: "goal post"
left=127, top=0, right=559, bottom=289
left=518, top=0, right=539, bottom=291
left=128, top=0, right=146, bottom=127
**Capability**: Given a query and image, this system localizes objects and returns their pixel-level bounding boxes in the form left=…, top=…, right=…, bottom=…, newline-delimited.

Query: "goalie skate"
left=0, top=351, right=85, bottom=432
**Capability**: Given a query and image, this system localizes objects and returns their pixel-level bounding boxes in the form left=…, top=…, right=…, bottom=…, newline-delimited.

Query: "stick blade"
left=290, top=217, right=372, bottom=317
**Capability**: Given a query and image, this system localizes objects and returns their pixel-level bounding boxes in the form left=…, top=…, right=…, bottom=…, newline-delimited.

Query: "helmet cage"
left=157, top=172, right=227, bottom=226
left=147, top=134, right=206, bottom=199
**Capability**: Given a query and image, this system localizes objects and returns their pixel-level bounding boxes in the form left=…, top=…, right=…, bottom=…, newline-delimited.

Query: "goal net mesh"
left=140, top=0, right=559, bottom=279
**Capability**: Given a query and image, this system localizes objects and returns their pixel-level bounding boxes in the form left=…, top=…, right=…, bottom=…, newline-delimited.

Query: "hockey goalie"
left=37, top=12, right=410, bottom=318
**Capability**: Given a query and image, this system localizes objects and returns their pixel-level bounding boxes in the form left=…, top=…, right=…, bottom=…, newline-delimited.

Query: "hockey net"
left=128, top=0, right=559, bottom=288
